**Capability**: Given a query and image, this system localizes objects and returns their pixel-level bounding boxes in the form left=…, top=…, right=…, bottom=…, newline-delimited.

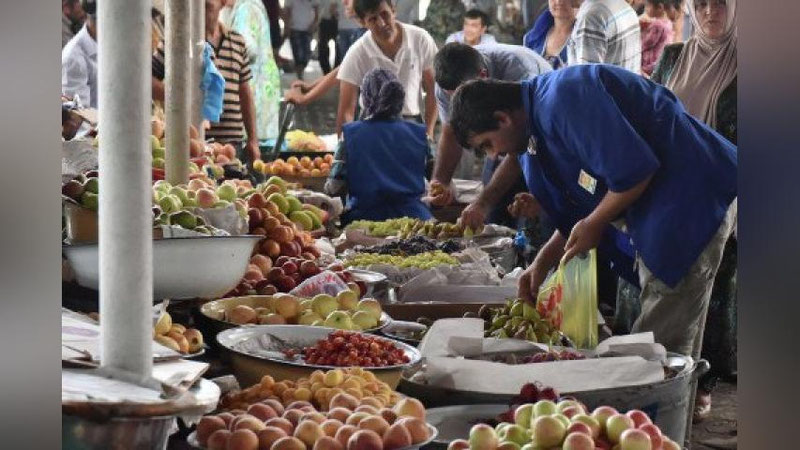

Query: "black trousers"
left=318, top=18, right=340, bottom=74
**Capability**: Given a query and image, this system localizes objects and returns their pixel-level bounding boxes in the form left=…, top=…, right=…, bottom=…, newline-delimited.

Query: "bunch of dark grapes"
left=521, top=350, right=586, bottom=364
left=496, top=382, right=561, bottom=422
left=437, top=239, right=464, bottom=253
left=359, top=235, right=457, bottom=256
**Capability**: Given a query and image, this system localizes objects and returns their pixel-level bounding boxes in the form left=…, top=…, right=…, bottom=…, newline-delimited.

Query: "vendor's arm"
left=286, top=67, right=340, bottom=105
left=239, top=81, right=260, bottom=162
left=563, top=174, right=652, bottom=264
left=335, top=80, right=359, bottom=137
left=459, top=155, right=525, bottom=229
left=421, top=68, right=438, bottom=139
left=519, top=230, right=566, bottom=304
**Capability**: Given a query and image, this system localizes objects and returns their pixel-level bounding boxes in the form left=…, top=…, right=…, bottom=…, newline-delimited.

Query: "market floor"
left=692, top=381, right=738, bottom=449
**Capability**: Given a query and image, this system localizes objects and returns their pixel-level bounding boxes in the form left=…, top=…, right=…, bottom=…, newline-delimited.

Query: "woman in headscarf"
left=325, top=68, right=433, bottom=225
left=220, top=0, right=282, bottom=142
left=651, top=0, right=737, bottom=420
left=522, top=0, right=577, bottom=69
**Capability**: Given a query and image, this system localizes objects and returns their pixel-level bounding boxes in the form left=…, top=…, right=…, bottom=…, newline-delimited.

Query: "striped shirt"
left=567, top=0, right=641, bottom=74
left=153, top=28, right=252, bottom=143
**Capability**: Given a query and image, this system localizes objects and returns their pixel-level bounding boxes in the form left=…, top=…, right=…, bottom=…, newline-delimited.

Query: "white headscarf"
left=666, top=0, right=737, bottom=128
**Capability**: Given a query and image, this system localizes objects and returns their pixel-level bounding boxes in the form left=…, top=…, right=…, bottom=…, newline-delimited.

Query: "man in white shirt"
left=336, top=0, right=438, bottom=137
left=62, top=0, right=86, bottom=48
left=62, top=0, right=97, bottom=108
left=567, top=0, right=642, bottom=73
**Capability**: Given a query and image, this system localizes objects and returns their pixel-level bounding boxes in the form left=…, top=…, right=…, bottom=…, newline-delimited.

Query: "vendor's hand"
left=284, top=87, right=307, bottom=106
left=244, top=140, right=260, bottom=164
left=429, top=180, right=455, bottom=207
left=508, top=192, right=540, bottom=220
left=458, top=201, right=487, bottom=231
left=562, top=217, right=604, bottom=265
left=518, top=261, right=548, bottom=305
left=291, top=80, right=312, bottom=92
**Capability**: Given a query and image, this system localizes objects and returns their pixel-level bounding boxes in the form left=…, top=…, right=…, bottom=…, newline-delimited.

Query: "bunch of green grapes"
left=345, top=250, right=459, bottom=269
left=346, top=217, right=422, bottom=237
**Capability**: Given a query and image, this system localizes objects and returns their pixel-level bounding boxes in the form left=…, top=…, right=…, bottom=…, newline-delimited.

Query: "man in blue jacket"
left=454, top=64, right=737, bottom=359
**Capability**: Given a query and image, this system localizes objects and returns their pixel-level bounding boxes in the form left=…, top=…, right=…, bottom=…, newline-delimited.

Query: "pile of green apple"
left=299, top=291, right=384, bottom=331
left=62, top=172, right=99, bottom=211
left=480, top=299, right=561, bottom=345
left=450, top=399, right=680, bottom=450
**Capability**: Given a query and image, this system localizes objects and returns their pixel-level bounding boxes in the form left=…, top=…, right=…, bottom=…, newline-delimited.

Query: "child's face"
left=645, top=2, right=666, bottom=18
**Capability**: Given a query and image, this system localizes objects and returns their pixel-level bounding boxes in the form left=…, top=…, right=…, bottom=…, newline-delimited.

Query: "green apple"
left=468, top=424, right=497, bottom=450
left=216, top=183, right=237, bottom=202
left=298, top=310, right=323, bottom=326
left=570, top=414, right=600, bottom=439
left=552, top=414, right=570, bottom=430
left=286, top=196, right=303, bottom=213
left=158, top=194, right=183, bottom=214
left=169, top=211, right=197, bottom=229
left=522, top=302, right=539, bottom=321
left=312, top=294, right=338, bottom=318
left=152, top=147, right=166, bottom=160
left=502, top=424, right=531, bottom=447
left=213, top=200, right=230, bottom=208
left=356, top=298, right=382, bottom=321
left=299, top=299, right=313, bottom=312
left=497, top=443, right=520, bottom=450
left=168, top=186, right=190, bottom=206
left=83, top=177, right=99, bottom=194
left=530, top=416, right=565, bottom=448
left=153, top=180, right=172, bottom=193
left=605, top=414, right=634, bottom=444
left=153, top=157, right=165, bottom=169
left=80, top=191, right=98, bottom=211
left=324, top=311, right=354, bottom=330
left=336, top=289, right=359, bottom=310
left=532, top=400, right=557, bottom=419
left=150, top=135, right=160, bottom=150
left=311, top=319, right=324, bottom=327
left=351, top=311, right=378, bottom=330
left=514, top=404, right=535, bottom=429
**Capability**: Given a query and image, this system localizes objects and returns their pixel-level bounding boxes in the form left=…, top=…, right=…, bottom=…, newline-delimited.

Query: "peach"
left=382, top=422, right=412, bottom=450
left=228, top=429, right=259, bottom=450
left=263, top=399, right=285, bottom=416
left=393, top=398, right=425, bottom=420
left=354, top=405, right=379, bottom=416
left=395, top=417, right=429, bottom=444
left=233, top=415, right=266, bottom=433
left=335, top=424, right=359, bottom=448
left=327, top=407, right=352, bottom=423
left=283, top=409, right=305, bottom=427
left=321, top=419, right=344, bottom=437
left=314, top=435, right=344, bottom=450
left=447, top=439, right=469, bottom=450
left=330, top=393, right=359, bottom=411
left=271, top=436, right=306, bottom=450
left=165, top=331, right=190, bottom=353
left=183, top=328, right=204, bottom=353
left=251, top=254, right=273, bottom=275
left=197, top=416, right=227, bottom=446
left=248, top=403, right=278, bottom=422
left=286, top=400, right=313, bottom=410
left=294, top=420, right=325, bottom=448
left=358, top=416, right=389, bottom=437
left=379, top=409, right=398, bottom=425
left=218, top=412, right=236, bottom=429
left=302, top=412, right=328, bottom=424
left=346, top=429, right=383, bottom=450
left=257, top=427, right=288, bottom=450
left=228, top=305, right=257, bottom=324
left=207, top=429, right=232, bottom=450
left=345, top=412, right=369, bottom=427
left=265, top=417, right=294, bottom=436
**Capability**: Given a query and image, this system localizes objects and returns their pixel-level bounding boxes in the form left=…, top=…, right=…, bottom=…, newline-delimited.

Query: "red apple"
left=619, top=428, right=652, bottom=450
left=276, top=256, right=291, bottom=267
left=282, top=261, right=298, bottom=275
left=637, top=424, right=663, bottom=450
left=625, top=410, right=652, bottom=429
left=268, top=267, right=285, bottom=282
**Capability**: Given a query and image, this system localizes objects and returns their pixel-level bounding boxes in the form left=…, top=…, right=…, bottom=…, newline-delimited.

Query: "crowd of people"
left=62, top=0, right=737, bottom=426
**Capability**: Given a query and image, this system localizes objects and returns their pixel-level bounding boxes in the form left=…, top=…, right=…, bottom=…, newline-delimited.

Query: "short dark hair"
left=464, top=9, right=490, bottom=26
left=645, top=0, right=669, bottom=6
left=434, top=43, right=486, bottom=91
left=353, top=0, right=393, bottom=19
left=450, top=79, right=523, bottom=149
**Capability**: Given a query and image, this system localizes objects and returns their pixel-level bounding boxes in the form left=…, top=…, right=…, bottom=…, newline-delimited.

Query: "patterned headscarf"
left=360, top=68, right=405, bottom=121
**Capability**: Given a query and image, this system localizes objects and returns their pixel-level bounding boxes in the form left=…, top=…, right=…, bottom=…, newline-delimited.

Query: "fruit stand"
left=61, top=4, right=703, bottom=449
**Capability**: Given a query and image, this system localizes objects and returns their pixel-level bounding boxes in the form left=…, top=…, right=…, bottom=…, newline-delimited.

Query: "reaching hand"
left=458, top=201, right=487, bottom=231
left=244, top=140, right=260, bottom=164
left=429, top=180, right=455, bottom=207
left=562, top=217, right=604, bottom=265
left=518, top=261, right=548, bottom=305
left=284, top=87, right=307, bottom=106
left=508, top=192, right=540, bottom=220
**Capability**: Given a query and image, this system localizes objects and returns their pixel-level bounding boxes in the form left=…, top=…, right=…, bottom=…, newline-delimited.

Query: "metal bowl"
left=63, top=235, right=261, bottom=300
left=197, top=294, right=392, bottom=342
left=187, top=423, right=438, bottom=449
left=216, top=325, right=422, bottom=388
left=425, top=404, right=508, bottom=446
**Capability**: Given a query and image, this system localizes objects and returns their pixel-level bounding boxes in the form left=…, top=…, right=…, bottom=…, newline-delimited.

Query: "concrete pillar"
left=97, top=0, right=153, bottom=376
left=190, top=0, right=206, bottom=140
left=165, top=0, right=192, bottom=185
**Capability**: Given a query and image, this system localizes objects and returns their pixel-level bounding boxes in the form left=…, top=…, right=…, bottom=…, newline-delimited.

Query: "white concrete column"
left=190, top=0, right=206, bottom=140
left=97, top=0, right=153, bottom=376
left=165, top=0, right=192, bottom=185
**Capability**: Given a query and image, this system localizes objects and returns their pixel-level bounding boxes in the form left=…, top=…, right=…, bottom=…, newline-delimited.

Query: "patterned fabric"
left=651, top=43, right=737, bottom=144
left=225, top=0, right=282, bottom=140
left=567, top=0, right=641, bottom=73
left=418, top=0, right=466, bottom=46
left=360, top=68, right=405, bottom=120
left=639, top=17, right=673, bottom=76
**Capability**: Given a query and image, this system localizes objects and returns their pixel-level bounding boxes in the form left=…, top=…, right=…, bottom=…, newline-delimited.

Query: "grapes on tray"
left=345, top=250, right=459, bottom=269
left=357, top=235, right=464, bottom=256
left=294, top=330, right=411, bottom=367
